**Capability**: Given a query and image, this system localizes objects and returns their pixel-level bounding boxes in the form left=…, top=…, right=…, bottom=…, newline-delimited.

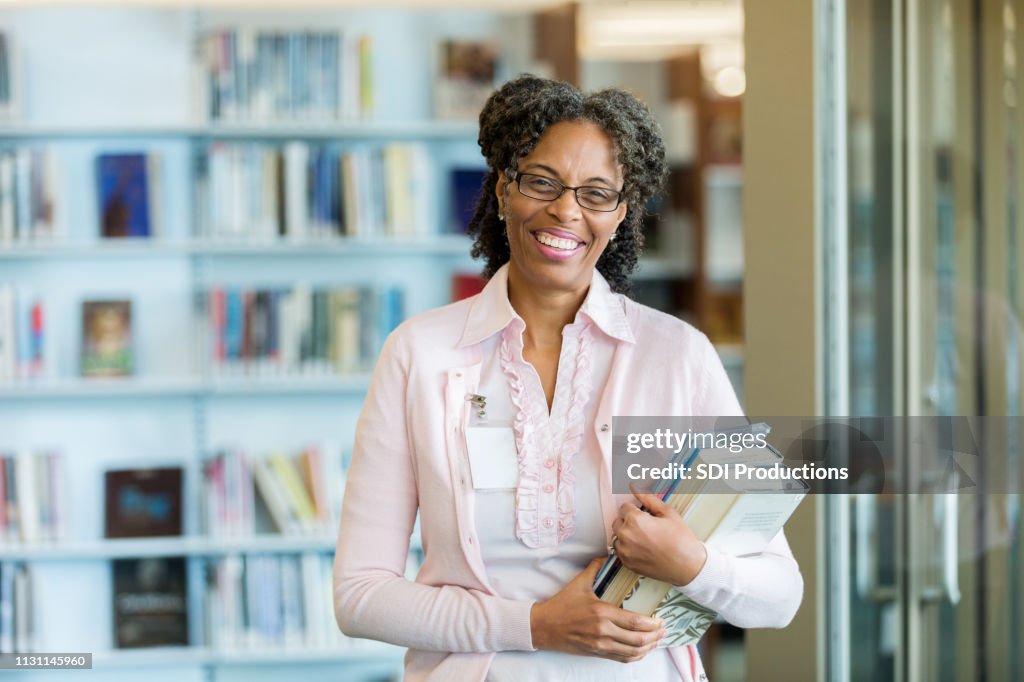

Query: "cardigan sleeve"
left=332, top=328, right=536, bottom=653
left=678, top=333, right=804, bottom=628
left=674, top=529, right=803, bottom=628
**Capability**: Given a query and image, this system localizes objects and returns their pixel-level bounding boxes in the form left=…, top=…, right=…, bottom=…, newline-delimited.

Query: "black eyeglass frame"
left=509, top=170, right=625, bottom=212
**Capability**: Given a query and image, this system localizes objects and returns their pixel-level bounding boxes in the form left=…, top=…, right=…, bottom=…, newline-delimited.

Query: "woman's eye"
left=528, top=177, right=557, bottom=190
left=581, top=188, right=612, bottom=200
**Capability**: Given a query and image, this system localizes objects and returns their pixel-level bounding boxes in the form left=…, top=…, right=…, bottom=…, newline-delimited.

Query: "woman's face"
left=496, top=120, right=628, bottom=296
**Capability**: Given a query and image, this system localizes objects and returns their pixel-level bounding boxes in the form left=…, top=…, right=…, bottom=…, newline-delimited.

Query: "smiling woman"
left=333, top=75, right=803, bottom=682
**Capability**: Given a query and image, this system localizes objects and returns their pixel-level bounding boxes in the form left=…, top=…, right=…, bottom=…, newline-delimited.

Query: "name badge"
left=465, top=426, right=519, bottom=490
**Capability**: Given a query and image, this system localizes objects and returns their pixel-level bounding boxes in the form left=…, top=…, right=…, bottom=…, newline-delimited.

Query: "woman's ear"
left=615, top=202, right=628, bottom=227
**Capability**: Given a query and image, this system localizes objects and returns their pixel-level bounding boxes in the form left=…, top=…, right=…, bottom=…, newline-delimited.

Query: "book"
left=96, top=153, right=159, bottom=238
left=104, top=467, right=183, bottom=538
left=594, top=443, right=807, bottom=647
left=112, top=557, right=188, bottom=648
left=452, top=273, right=486, bottom=302
left=434, top=39, right=497, bottom=119
left=199, top=29, right=370, bottom=122
left=81, top=299, right=133, bottom=377
left=450, top=168, right=488, bottom=234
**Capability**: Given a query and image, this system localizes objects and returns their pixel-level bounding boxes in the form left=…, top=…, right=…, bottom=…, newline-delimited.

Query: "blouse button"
left=543, top=484, right=554, bottom=494
left=600, top=424, right=610, bottom=432
left=468, top=535, right=474, bottom=544
left=544, top=458, right=555, bottom=469
left=542, top=517, right=554, bottom=529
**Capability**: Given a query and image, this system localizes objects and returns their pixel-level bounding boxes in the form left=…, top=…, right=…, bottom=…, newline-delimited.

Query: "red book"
left=451, top=273, right=485, bottom=302
left=210, top=289, right=226, bottom=363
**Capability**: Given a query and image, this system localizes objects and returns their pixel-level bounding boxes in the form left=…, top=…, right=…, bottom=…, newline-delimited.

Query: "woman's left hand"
left=610, top=490, right=708, bottom=587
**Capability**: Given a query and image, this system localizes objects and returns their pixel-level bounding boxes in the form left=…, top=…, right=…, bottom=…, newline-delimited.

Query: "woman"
left=333, top=75, right=803, bottom=682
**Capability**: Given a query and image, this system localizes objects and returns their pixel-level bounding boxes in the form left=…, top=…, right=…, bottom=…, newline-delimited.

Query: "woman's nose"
left=546, top=188, right=583, bottom=221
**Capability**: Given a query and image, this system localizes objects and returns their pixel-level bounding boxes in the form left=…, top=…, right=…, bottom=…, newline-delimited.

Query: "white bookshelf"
left=0, top=6, right=527, bottom=682
left=0, top=6, right=706, bottom=682
left=0, top=120, right=479, bottom=140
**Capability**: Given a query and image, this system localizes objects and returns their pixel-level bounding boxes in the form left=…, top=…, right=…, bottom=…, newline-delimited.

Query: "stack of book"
left=206, top=284, right=403, bottom=377
left=0, top=562, right=33, bottom=654
left=198, top=29, right=372, bottom=122
left=0, top=451, right=64, bottom=544
left=0, top=285, right=45, bottom=384
left=594, top=442, right=807, bottom=647
left=202, top=445, right=345, bottom=537
left=196, top=141, right=431, bottom=241
left=0, top=148, right=58, bottom=244
left=205, top=552, right=332, bottom=650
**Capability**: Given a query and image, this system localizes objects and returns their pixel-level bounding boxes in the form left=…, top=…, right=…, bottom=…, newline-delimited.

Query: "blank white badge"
left=465, top=426, right=519, bottom=490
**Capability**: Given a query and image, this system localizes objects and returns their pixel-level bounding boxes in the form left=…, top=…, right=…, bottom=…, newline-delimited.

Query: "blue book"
left=96, top=153, right=153, bottom=238
left=450, top=168, right=488, bottom=233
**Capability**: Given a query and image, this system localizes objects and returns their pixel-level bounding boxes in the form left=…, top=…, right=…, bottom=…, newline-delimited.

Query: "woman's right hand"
left=529, top=558, right=667, bottom=663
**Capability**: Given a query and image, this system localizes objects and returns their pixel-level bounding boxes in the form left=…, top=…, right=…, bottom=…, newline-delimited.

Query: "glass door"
left=830, top=0, right=1024, bottom=679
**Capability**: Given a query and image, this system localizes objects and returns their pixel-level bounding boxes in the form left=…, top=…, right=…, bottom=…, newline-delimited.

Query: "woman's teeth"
left=535, top=233, right=581, bottom=251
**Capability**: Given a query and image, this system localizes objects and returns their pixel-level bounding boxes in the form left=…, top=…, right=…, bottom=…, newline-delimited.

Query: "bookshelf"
left=0, top=4, right=724, bottom=681
left=0, top=5, right=532, bottom=682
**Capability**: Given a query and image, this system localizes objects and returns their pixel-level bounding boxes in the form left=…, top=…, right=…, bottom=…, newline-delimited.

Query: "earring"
left=498, top=213, right=505, bottom=221
left=610, top=231, right=617, bottom=241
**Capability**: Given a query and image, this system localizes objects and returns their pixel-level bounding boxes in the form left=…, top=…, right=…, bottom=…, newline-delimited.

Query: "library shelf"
left=0, top=375, right=374, bottom=400
left=90, top=645, right=404, bottom=668
left=0, top=120, right=478, bottom=141
left=0, top=235, right=475, bottom=260
left=1, top=534, right=342, bottom=561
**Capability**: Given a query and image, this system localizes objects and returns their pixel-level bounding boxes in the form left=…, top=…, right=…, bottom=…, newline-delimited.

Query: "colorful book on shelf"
left=593, top=442, right=807, bottom=647
left=0, top=561, right=33, bottom=654
left=112, top=557, right=188, bottom=648
left=1, top=284, right=45, bottom=381
left=0, top=148, right=58, bottom=244
left=207, top=284, right=403, bottom=377
left=452, top=272, right=486, bottom=302
left=104, top=467, right=183, bottom=538
left=434, top=39, right=498, bottom=119
left=0, top=450, right=64, bottom=543
left=205, top=551, right=347, bottom=649
left=450, top=168, right=488, bottom=234
left=80, top=299, right=133, bottom=377
left=95, top=153, right=160, bottom=239
left=200, top=28, right=370, bottom=122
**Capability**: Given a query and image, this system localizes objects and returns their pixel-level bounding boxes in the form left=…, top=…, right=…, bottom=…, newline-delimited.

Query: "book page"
left=706, top=493, right=805, bottom=556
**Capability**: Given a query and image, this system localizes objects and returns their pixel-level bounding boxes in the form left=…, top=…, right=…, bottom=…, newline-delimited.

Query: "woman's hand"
left=611, top=490, right=708, bottom=587
left=530, top=558, right=666, bottom=663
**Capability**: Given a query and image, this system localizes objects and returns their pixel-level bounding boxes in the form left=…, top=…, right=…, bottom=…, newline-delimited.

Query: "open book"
left=594, top=439, right=808, bottom=647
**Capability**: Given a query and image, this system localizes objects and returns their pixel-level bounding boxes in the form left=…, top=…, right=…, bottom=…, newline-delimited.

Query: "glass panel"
left=841, top=1, right=900, bottom=679
left=834, top=0, right=1024, bottom=680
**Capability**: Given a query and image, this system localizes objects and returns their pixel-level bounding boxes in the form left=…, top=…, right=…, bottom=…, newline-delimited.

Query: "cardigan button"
left=543, top=484, right=554, bottom=494
left=542, top=517, right=554, bottom=529
left=544, top=458, right=555, bottom=469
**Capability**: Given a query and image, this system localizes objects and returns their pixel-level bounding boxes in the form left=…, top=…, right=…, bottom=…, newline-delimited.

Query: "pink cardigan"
left=334, top=265, right=803, bottom=681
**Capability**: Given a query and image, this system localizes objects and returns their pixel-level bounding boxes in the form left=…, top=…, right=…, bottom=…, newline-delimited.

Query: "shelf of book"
left=0, top=235, right=477, bottom=259
left=90, top=644, right=405, bottom=668
left=0, top=375, right=377, bottom=400
left=2, top=534, right=346, bottom=561
left=0, top=120, right=478, bottom=140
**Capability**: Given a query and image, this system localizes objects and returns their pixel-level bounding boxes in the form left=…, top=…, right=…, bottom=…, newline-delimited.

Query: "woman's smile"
left=531, top=228, right=587, bottom=260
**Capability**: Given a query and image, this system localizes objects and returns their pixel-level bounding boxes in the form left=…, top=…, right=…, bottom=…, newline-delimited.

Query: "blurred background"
left=1, top=0, right=1023, bottom=681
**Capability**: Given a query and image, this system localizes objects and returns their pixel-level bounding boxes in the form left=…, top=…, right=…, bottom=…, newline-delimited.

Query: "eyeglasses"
left=511, top=171, right=624, bottom=212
